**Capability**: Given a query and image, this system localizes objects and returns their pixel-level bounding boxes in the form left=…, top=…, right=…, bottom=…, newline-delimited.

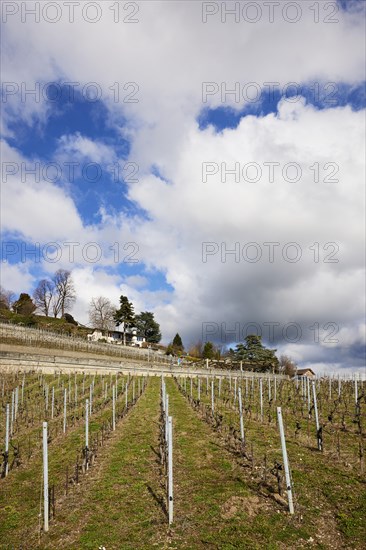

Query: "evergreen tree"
left=114, top=295, right=135, bottom=345
left=63, top=313, right=78, bottom=325
left=165, top=333, right=184, bottom=356
left=235, top=335, right=278, bottom=371
left=172, top=333, right=183, bottom=350
left=135, top=311, right=161, bottom=343
left=12, top=293, right=36, bottom=316
left=202, top=341, right=214, bottom=359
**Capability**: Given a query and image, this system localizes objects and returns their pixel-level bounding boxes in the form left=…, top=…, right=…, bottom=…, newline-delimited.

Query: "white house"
left=87, top=327, right=145, bottom=347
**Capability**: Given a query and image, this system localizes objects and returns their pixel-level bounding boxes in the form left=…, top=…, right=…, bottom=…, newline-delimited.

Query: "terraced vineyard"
left=1, top=366, right=365, bottom=549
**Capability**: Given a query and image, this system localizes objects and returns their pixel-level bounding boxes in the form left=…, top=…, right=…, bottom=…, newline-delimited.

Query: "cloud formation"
left=1, top=1, right=365, bottom=373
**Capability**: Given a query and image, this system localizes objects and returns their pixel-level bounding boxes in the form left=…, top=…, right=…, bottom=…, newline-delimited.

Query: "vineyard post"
left=85, top=399, right=89, bottom=449
left=238, top=387, right=245, bottom=443
left=354, top=375, right=358, bottom=404
left=112, top=385, right=116, bottom=431
left=307, top=377, right=311, bottom=411
left=63, top=388, right=67, bottom=434
left=5, top=404, right=9, bottom=477
left=190, top=377, right=193, bottom=399
left=162, top=378, right=166, bottom=411
left=21, top=375, right=25, bottom=404
left=11, top=387, right=15, bottom=419
left=311, top=380, right=322, bottom=451
left=45, top=385, right=48, bottom=413
left=15, top=387, right=19, bottom=419
left=234, top=378, right=237, bottom=406
left=211, top=379, right=215, bottom=414
left=206, top=358, right=209, bottom=369
left=198, top=377, right=201, bottom=401
left=165, top=394, right=169, bottom=443
left=51, top=387, right=54, bottom=420
left=68, top=377, right=71, bottom=403
left=168, top=416, right=174, bottom=525
left=10, top=390, right=14, bottom=436
left=274, top=377, right=277, bottom=401
left=259, top=378, right=263, bottom=422
left=125, top=382, right=128, bottom=408
left=89, top=385, right=93, bottom=415
left=75, top=379, right=78, bottom=407
left=43, top=422, right=49, bottom=532
left=276, top=407, right=294, bottom=514
left=268, top=378, right=271, bottom=401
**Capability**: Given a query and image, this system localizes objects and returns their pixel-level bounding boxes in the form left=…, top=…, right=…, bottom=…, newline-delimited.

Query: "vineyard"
left=0, top=323, right=169, bottom=365
left=0, top=362, right=365, bottom=549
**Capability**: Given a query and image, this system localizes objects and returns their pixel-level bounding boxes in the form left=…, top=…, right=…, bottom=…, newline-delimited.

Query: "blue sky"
left=1, top=1, right=365, bottom=373
left=4, top=85, right=137, bottom=224
left=198, top=82, right=366, bottom=132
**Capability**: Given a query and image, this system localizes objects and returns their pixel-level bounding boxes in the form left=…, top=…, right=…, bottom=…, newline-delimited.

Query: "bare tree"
left=188, top=340, right=203, bottom=358
left=33, top=279, right=54, bottom=316
left=89, top=296, right=116, bottom=331
left=51, top=269, right=76, bottom=318
left=0, top=286, right=16, bottom=310
left=279, top=355, right=297, bottom=377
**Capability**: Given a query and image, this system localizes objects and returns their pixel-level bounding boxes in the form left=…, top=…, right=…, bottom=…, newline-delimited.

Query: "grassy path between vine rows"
left=164, top=378, right=313, bottom=549
left=0, top=380, right=133, bottom=549
left=37, top=376, right=165, bottom=549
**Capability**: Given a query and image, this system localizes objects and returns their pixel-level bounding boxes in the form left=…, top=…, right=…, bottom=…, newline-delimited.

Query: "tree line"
left=1, top=278, right=297, bottom=373
left=0, top=269, right=76, bottom=319
left=185, top=335, right=296, bottom=375
left=0, top=276, right=162, bottom=344
left=89, top=294, right=161, bottom=344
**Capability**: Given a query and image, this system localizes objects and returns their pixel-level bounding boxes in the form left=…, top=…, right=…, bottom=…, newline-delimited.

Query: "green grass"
left=0, top=375, right=141, bottom=549
left=164, top=378, right=313, bottom=549
left=40, top=377, right=166, bottom=549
